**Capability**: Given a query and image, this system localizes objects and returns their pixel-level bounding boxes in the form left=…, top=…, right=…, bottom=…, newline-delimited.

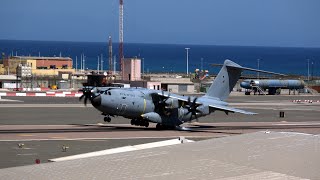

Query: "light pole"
left=257, top=59, right=260, bottom=79
left=201, top=58, right=203, bottom=71
left=311, top=61, right=314, bottom=81
left=142, top=58, right=144, bottom=75
left=185, top=48, right=190, bottom=75
left=307, top=59, right=310, bottom=82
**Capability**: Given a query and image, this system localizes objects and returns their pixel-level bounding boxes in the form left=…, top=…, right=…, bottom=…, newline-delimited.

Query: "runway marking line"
left=17, top=153, right=37, bottom=156
left=17, top=134, right=34, bottom=137
left=50, top=136, right=67, bottom=139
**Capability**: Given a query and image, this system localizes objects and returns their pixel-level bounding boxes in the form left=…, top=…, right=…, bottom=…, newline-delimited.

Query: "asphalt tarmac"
left=0, top=95, right=320, bottom=124
left=0, top=94, right=320, bottom=169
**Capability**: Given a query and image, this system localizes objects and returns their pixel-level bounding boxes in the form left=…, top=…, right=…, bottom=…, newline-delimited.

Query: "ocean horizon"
left=0, top=39, right=319, bottom=76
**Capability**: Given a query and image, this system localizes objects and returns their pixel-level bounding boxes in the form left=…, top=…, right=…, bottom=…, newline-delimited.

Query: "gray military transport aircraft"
left=80, top=60, right=282, bottom=130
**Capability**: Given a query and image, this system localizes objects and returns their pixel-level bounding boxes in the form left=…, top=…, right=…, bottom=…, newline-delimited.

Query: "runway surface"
left=0, top=95, right=320, bottom=169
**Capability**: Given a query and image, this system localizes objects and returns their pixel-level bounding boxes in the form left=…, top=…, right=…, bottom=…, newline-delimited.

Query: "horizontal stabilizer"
left=235, top=66, right=286, bottom=76
left=212, top=59, right=286, bottom=76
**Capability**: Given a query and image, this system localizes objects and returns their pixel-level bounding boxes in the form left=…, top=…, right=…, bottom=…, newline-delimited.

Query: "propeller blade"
left=193, top=97, right=198, bottom=104
left=79, top=94, right=84, bottom=101
left=84, top=96, right=88, bottom=106
left=189, top=113, right=193, bottom=122
left=183, top=96, right=203, bottom=122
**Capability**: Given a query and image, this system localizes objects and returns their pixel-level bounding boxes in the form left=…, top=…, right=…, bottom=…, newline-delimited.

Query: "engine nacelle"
left=165, top=98, right=179, bottom=108
left=141, top=112, right=162, bottom=123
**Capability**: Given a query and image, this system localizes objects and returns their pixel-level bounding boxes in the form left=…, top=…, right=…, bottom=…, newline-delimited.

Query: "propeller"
left=185, top=97, right=202, bottom=122
left=79, top=87, right=95, bottom=106
left=151, top=91, right=172, bottom=115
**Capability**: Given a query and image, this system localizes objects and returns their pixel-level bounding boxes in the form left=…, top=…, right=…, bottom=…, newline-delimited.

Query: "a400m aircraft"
left=80, top=60, right=282, bottom=129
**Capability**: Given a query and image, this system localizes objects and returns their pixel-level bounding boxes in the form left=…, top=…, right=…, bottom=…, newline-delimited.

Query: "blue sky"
left=1, top=0, right=319, bottom=47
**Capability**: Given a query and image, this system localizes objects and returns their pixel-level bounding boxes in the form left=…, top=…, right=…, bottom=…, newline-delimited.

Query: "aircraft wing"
left=208, top=104, right=257, bottom=115
left=156, top=92, right=203, bottom=105
left=156, top=92, right=256, bottom=115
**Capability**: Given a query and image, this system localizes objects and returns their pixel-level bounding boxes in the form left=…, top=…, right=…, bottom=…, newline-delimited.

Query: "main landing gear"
left=104, top=116, right=111, bottom=122
left=131, top=118, right=149, bottom=128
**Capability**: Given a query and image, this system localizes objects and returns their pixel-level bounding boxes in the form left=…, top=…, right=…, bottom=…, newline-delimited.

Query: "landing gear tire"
left=131, top=119, right=149, bottom=128
left=104, top=116, right=111, bottom=122
left=156, top=123, right=162, bottom=130
left=144, top=121, right=149, bottom=128
left=156, top=123, right=174, bottom=130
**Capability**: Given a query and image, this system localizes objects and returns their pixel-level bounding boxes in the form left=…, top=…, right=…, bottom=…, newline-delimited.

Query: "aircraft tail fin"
left=205, top=59, right=285, bottom=101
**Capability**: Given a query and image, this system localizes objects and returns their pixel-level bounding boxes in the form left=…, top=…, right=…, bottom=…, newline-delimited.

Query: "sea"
left=0, top=39, right=320, bottom=76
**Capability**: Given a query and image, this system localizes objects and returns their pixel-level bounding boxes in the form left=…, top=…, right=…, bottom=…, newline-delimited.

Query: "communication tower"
left=119, top=0, right=124, bottom=79
left=108, top=36, right=113, bottom=73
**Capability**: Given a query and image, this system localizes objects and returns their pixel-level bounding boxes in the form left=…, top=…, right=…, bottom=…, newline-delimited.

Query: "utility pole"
left=257, top=59, right=260, bottom=79
left=185, top=48, right=190, bottom=75
left=75, top=56, right=78, bottom=73
left=307, top=59, right=310, bottom=82
left=113, top=55, right=117, bottom=74
left=101, top=54, right=103, bottom=72
left=83, top=54, right=85, bottom=72
left=311, top=61, right=314, bottom=81
left=142, top=58, right=144, bottom=75
left=80, top=54, right=83, bottom=72
left=201, top=58, right=203, bottom=71
left=97, top=56, right=100, bottom=73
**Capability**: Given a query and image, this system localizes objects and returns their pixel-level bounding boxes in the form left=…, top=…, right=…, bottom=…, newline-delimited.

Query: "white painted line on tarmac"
left=17, top=153, right=37, bottom=156
left=279, top=131, right=316, bottom=136
left=273, top=123, right=320, bottom=126
left=49, top=138, right=194, bottom=162
left=0, top=99, right=23, bottom=102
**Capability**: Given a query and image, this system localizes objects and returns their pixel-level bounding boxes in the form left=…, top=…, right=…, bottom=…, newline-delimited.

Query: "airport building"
left=0, top=56, right=77, bottom=90
left=0, top=75, right=18, bottom=89
left=1, top=56, right=75, bottom=76
left=122, top=57, right=141, bottom=81
left=146, top=75, right=194, bottom=93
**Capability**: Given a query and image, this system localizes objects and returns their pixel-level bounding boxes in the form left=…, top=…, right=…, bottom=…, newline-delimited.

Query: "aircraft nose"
left=91, top=95, right=101, bottom=107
